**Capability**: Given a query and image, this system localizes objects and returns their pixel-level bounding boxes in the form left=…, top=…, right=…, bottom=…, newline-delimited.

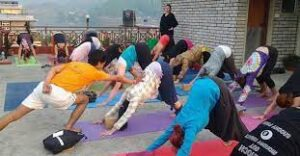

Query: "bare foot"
left=93, top=119, right=104, bottom=125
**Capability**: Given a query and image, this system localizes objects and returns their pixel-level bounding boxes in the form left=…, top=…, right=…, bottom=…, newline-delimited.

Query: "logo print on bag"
left=260, top=130, right=273, bottom=140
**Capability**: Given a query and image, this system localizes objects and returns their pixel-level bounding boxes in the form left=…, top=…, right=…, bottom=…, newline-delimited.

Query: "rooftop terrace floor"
left=0, top=55, right=291, bottom=156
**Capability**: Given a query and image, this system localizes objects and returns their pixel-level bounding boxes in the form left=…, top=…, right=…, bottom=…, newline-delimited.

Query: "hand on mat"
left=42, top=83, right=52, bottom=94
left=101, top=129, right=115, bottom=136
left=253, top=115, right=266, bottom=120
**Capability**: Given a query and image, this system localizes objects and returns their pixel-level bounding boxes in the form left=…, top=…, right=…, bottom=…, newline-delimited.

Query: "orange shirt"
left=51, top=62, right=110, bottom=92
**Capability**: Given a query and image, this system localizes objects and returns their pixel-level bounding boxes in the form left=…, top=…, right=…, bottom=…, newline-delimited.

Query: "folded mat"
left=115, top=139, right=238, bottom=156
left=15, top=57, right=41, bottom=67
left=75, top=111, right=173, bottom=142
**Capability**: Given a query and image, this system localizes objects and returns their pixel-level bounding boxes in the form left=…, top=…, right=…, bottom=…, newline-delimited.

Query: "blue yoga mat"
left=4, top=82, right=162, bottom=111
left=4, top=82, right=39, bottom=111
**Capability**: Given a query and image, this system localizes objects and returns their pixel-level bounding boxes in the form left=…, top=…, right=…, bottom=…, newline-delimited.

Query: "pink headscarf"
left=159, top=35, right=170, bottom=47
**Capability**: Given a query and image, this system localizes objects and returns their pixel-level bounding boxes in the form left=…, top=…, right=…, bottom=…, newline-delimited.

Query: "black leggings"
left=256, top=74, right=275, bottom=89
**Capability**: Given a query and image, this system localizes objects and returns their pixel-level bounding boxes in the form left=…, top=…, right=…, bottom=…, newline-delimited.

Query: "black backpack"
left=43, top=130, right=86, bottom=154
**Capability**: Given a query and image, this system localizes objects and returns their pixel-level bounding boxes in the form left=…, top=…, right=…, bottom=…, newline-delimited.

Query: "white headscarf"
left=218, top=45, right=232, bottom=58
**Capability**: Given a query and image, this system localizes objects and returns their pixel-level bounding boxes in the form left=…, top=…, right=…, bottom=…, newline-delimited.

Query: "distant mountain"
left=19, top=0, right=162, bottom=26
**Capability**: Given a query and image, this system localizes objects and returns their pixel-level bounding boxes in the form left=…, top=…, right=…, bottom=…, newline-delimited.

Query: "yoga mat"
left=116, top=139, right=238, bottom=156
left=68, top=92, right=123, bottom=110
left=4, top=82, right=121, bottom=111
left=4, top=82, right=39, bottom=111
left=75, top=111, right=173, bottom=142
left=15, top=57, right=41, bottom=67
left=233, top=92, right=269, bottom=108
left=240, top=113, right=276, bottom=131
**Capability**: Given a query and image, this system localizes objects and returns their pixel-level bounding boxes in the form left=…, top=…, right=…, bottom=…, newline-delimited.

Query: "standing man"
left=160, top=4, right=178, bottom=58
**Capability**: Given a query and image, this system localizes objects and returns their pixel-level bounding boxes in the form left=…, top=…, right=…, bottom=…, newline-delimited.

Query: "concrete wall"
left=161, top=0, right=249, bottom=66
left=269, top=0, right=300, bottom=63
left=161, top=0, right=300, bottom=66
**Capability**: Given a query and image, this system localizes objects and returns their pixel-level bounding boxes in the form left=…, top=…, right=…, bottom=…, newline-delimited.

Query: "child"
left=17, top=33, right=37, bottom=63
left=229, top=46, right=270, bottom=109
left=0, top=50, right=138, bottom=133
left=53, top=33, right=69, bottom=64
left=100, top=60, right=183, bottom=136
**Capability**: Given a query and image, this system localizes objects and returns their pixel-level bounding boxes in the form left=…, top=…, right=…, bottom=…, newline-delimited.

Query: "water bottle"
left=0, top=51, right=5, bottom=60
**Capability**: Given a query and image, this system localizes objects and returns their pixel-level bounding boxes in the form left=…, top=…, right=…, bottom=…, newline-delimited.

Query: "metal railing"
left=2, top=25, right=159, bottom=48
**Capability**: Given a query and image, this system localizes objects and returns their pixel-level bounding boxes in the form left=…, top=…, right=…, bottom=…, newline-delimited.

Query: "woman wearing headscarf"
left=100, top=43, right=152, bottom=106
left=100, top=59, right=182, bottom=136
left=146, top=76, right=248, bottom=156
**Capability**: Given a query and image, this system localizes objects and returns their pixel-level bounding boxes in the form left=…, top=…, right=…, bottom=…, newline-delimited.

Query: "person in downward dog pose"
left=99, top=59, right=183, bottom=136
left=146, top=76, right=248, bottom=156
left=229, top=46, right=270, bottom=110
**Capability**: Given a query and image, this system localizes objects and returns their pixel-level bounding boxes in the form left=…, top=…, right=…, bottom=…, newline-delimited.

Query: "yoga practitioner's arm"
left=177, top=128, right=197, bottom=156
left=151, top=45, right=162, bottom=62
left=43, top=64, right=66, bottom=94
left=65, top=45, right=69, bottom=56
left=147, top=123, right=174, bottom=151
left=106, top=75, right=137, bottom=84
left=101, top=64, right=126, bottom=106
left=102, top=99, right=140, bottom=136
left=255, top=95, right=278, bottom=120
left=54, top=45, right=58, bottom=58
left=18, top=46, right=22, bottom=60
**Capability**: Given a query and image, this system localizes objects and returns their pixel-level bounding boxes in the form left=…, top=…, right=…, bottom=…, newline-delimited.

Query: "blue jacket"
left=147, top=77, right=220, bottom=156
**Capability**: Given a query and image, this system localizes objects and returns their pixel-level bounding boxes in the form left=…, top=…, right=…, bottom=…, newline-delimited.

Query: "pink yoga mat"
left=115, top=139, right=238, bottom=156
left=240, top=113, right=275, bottom=131
left=75, top=112, right=173, bottom=142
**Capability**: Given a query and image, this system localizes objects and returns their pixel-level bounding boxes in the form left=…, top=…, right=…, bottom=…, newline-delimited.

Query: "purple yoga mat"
left=75, top=111, right=173, bottom=142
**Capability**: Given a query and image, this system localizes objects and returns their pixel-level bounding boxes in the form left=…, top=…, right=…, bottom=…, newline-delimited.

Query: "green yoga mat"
left=15, top=57, right=41, bottom=67
left=146, top=38, right=158, bottom=51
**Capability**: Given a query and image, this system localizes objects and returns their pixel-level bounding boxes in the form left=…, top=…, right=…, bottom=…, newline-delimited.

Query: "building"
left=0, top=0, right=36, bottom=31
left=161, top=0, right=300, bottom=66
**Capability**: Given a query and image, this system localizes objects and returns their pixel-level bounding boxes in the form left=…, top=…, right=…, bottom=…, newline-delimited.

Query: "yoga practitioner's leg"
left=0, top=105, right=33, bottom=131
left=64, top=93, right=89, bottom=131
